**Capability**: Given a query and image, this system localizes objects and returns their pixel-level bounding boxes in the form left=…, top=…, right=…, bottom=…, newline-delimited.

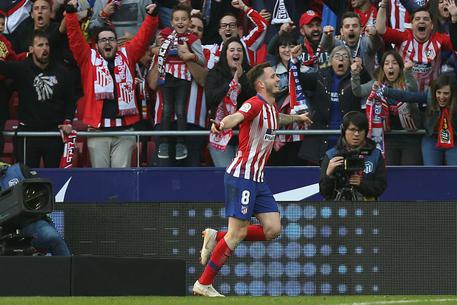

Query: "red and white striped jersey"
left=226, top=94, right=279, bottom=182
left=383, top=28, right=453, bottom=90
left=153, top=47, right=211, bottom=128
left=204, top=7, right=268, bottom=69
left=389, top=0, right=411, bottom=30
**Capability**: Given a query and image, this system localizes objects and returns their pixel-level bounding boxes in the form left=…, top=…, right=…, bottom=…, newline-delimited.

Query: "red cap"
left=299, top=10, right=321, bottom=28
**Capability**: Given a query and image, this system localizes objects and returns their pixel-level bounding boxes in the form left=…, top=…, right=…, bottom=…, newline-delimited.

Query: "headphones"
left=340, top=111, right=368, bottom=137
left=340, top=111, right=363, bottom=135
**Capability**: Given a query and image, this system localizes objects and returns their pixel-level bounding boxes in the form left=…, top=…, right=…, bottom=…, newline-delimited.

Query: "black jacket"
left=319, top=137, right=388, bottom=200
left=0, top=57, right=75, bottom=130
left=205, top=66, right=255, bottom=120
left=297, top=67, right=363, bottom=163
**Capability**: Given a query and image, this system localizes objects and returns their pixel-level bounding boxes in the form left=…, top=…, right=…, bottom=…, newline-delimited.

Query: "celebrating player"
left=192, top=62, right=313, bottom=297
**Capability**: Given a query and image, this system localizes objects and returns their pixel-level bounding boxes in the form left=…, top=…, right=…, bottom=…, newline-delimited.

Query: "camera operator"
left=319, top=111, right=387, bottom=201
left=0, top=163, right=71, bottom=256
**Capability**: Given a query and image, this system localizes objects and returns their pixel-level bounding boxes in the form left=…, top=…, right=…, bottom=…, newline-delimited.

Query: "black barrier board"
left=56, top=202, right=457, bottom=296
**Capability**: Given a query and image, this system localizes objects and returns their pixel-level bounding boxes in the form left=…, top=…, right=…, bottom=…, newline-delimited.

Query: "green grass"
left=0, top=296, right=456, bottom=305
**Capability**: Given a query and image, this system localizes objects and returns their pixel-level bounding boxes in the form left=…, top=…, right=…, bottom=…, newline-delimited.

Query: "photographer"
left=319, top=111, right=387, bottom=201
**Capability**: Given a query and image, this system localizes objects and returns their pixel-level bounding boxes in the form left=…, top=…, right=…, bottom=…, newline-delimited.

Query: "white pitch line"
left=338, top=298, right=457, bottom=305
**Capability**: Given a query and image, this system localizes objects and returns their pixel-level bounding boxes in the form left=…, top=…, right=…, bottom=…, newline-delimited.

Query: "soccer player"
left=192, top=62, right=313, bottom=297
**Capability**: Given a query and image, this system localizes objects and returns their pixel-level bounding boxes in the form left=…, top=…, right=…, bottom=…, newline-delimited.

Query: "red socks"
left=199, top=238, right=233, bottom=285
left=199, top=226, right=267, bottom=285
left=215, top=225, right=266, bottom=242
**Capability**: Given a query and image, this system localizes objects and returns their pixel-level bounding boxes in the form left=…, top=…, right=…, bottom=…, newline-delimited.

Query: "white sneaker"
left=192, top=280, right=224, bottom=297
left=200, top=228, right=217, bottom=265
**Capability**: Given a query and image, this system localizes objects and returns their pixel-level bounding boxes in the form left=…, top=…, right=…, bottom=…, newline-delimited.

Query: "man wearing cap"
left=267, top=10, right=328, bottom=73
left=296, top=10, right=328, bottom=71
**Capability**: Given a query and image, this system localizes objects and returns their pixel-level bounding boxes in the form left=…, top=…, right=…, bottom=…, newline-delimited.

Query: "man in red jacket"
left=65, top=0, right=159, bottom=168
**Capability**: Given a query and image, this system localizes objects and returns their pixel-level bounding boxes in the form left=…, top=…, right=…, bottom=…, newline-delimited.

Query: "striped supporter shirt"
left=153, top=47, right=211, bottom=128
left=383, top=28, right=453, bottom=90
left=226, top=94, right=279, bottom=183
left=389, top=0, right=411, bottom=30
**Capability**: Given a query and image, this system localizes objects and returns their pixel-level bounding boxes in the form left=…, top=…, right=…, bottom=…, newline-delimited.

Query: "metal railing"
left=2, top=129, right=426, bottom=167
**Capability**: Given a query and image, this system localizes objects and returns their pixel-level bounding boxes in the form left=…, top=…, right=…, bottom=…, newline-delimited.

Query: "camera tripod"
left=334, top=186, right=359, bottom=201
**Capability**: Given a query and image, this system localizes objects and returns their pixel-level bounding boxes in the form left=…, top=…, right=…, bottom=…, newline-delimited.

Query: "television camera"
left=333, top=148, right=369, bottom=201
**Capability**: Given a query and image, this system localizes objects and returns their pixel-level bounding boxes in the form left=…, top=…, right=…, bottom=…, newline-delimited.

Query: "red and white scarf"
left=366, top=87, right=390, bottom=156
left=437, top=108, right=454, bottom=149
left=59, top=130, right=78, bottom=169
left=91, top=49, right=138, bottom=116
left=209, top=79, right=240, bottom=151
left=157, top=30, right=178, bottom=86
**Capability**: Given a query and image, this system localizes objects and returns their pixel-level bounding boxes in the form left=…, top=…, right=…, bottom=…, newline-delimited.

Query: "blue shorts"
left=224, top=173, right=278, bottom=220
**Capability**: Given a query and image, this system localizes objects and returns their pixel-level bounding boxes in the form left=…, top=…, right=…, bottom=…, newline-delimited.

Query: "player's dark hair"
left=246, top=62, right=271, bottom=90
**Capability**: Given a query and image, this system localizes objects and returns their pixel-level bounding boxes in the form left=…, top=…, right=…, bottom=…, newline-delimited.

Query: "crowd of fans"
left=0, top=0, right=456, bottom=168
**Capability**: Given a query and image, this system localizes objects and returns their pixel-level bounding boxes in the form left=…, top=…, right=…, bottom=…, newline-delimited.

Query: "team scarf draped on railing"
left=59, top=130, right=78, bottom=169
left=366, top=86, right=390, bottom=156
left=209, top=79, right=241, bottom=151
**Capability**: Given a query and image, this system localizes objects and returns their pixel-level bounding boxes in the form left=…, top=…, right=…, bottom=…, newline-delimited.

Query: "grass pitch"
left=0, top=296, right=456, bottom=305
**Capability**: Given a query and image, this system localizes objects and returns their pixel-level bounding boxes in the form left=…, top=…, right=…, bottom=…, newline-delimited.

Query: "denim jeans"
left=20, top=219, right=71, bottom=256
left=421, top=135, right=457, bottom=165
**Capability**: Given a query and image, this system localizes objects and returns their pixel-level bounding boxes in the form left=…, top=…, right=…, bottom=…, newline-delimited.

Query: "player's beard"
left=266, top=84, right=280, bottom=98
